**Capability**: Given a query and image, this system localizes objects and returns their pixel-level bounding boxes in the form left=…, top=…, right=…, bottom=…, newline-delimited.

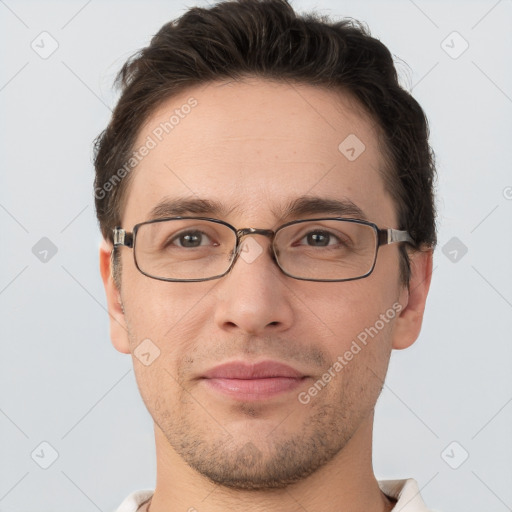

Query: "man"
left=95, top=0, right=436, bottom=510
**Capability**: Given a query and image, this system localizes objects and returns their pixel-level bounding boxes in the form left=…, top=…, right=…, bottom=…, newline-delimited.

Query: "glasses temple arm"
left=378, top=228, right=415, bottom=246
left=113, top=227, right=134, bottom=248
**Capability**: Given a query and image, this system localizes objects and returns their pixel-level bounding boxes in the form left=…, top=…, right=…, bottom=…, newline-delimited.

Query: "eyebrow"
left=146, top=195, right=368, bottom=223
left=278, top=196, right=367, bottom=221
left=147, top=197, right=230, bottom=220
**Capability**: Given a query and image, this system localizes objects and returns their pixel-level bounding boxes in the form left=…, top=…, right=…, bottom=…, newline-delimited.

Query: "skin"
left=100, top=78, right=433, bottom=512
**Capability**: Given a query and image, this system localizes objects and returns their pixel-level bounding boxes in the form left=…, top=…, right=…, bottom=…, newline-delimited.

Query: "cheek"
left=122, top=280, right=220, bottom=413
left=293, top=280, right=400, bottom=400
left=298, top=277, right=399, bottom=348
left=323, top=285, right=397, bottom=388
left=122, top=272, right=218, bottom=343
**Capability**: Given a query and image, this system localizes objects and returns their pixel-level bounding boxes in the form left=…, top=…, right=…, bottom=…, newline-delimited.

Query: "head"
left=95, top=0, right=435, bottom=491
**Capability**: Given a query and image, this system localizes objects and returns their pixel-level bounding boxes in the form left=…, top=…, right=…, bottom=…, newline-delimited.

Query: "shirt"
left=114, top=479, right=434, bottom=511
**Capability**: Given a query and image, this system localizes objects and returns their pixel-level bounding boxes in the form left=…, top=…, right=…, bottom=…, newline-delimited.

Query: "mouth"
left=199, top=360, right=309, bottom=401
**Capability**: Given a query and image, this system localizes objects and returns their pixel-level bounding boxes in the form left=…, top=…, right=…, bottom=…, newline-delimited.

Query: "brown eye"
left=170, top=230, right=213, bottom=248
left=297, top=230, right=347, bottom=247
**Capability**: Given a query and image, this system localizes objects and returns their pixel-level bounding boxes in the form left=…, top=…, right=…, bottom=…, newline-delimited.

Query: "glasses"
left=112, top=217, right=414, bottom=283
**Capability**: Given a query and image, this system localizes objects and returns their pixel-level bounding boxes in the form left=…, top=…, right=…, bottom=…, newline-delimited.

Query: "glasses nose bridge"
left=234, top=227, right=278, bottom=263
left=236, top=227, right=276, bottom=242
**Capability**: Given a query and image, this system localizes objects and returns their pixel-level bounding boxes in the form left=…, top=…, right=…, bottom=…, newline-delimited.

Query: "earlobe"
left=391, top=248, right=433, bottom=350
left=99, top=241, right=131, bottom=354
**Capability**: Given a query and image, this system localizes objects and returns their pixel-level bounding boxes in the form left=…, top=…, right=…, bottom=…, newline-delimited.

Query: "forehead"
left=122, top=78, right=396, bottom=228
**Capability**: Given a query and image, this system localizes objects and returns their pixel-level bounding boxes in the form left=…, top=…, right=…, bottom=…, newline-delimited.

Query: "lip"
left=200, top=360, right=308, bottom=401
left=201, top=360, right=305, bottom=379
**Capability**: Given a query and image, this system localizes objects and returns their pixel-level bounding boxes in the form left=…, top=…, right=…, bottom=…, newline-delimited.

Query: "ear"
left=99, top=240, right=131, bottom=354
left=392, top=248, right=433, bottom=350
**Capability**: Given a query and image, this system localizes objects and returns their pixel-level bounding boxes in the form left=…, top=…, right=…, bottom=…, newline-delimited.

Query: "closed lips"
left=201, top=360, right=306, bottom=379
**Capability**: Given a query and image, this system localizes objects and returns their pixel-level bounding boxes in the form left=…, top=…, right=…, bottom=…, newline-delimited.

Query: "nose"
left=213, top=235, right=294, bottom=335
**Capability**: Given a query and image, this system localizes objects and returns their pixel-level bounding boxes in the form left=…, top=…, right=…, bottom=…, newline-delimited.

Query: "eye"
left=170, top=230, right=215, bottom=248
left=298, top=230, right=345, bottom=247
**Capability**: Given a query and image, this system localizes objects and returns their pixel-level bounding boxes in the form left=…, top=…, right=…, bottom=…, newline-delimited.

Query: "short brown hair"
left=93, top=0, right=437, bottom=287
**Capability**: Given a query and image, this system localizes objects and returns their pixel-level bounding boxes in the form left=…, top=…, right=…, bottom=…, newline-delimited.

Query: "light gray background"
left=1, top=1, right=511, bottom=511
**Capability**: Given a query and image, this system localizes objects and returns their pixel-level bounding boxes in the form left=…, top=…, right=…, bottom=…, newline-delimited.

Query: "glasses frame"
left=112, top=216, right=415, bottom=283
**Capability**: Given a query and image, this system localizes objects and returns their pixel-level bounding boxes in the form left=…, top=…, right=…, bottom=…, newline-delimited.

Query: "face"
left=102, top=78, right=428, bottom=490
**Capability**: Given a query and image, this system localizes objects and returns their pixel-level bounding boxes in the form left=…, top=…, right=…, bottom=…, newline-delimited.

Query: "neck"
left=147, top=412, right=395, bottom=512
